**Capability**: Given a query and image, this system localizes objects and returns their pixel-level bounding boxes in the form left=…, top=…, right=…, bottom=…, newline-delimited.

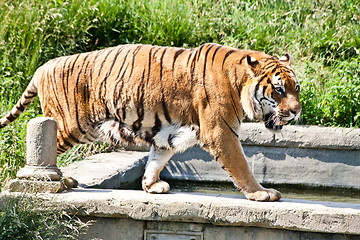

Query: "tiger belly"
left=97, top=112, right=200, bottom=153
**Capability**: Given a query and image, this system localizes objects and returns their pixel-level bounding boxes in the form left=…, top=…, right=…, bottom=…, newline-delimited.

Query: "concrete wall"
left=82, top=218, right=360, bottom=240
left=162, top=123, right=360, bottom=189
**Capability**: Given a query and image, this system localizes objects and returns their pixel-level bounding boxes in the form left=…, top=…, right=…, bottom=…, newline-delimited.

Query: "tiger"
left=0, top=43, right=301, bottom=201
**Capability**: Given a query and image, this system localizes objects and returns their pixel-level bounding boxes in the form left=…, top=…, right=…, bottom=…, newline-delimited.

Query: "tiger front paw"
left=142, top=179, right=170, bottom=194
left=245, top=188, right=282, bottom=202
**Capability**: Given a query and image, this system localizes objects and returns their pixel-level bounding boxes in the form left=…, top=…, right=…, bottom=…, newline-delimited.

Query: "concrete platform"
left=1, top=189, right=359, bottom=239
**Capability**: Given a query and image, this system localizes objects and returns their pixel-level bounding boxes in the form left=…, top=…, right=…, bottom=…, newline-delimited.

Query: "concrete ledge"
left=239, top=123, right=360, bottom=150
left=2, top=189, right=358, bottom=236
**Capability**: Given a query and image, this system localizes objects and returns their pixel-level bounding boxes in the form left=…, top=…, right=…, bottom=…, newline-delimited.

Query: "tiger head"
left=240, top=53, right=302, bottom=130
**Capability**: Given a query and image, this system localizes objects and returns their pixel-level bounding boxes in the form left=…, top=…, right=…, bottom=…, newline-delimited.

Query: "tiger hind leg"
left=142, top=146, right=175, bottom=194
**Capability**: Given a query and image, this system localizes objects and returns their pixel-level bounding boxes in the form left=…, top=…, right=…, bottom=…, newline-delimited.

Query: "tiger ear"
left=279, top=53, right=291, bottom=66
left=246, top=55, right=259, bottom=68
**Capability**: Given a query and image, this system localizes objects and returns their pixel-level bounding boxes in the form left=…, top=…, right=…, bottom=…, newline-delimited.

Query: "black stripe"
left=98, top=48, right=118, bottom=102
left=69, top=54, right=81, bottom=74
left=234, top=68, right=241, bottom=97
left=172, top=49, right=185, bottom=70
left=105, top=105, right=111, bottom=119
left=222, top=50, right=236, bottom=69
left=161, top=95, right=171, bottom=124
left=83, top=82, right=90, bottom=103
left=73, top=56, right=88, bottom=136
left=83, top=52, right=94, bottom=76
left=223, top=118, right=239, bottom=138
left=16, top=104, right=25, bottom=112
left=186, top=51, right=195, bottom=66
left=90, top=49, right=105, bottom=82
left=57, top=145, right=68, bottom=154
left=271, top=65, right=279, bottom=73
left=212, top=45, right=222, bottom=65
left=239, top=55, right=246, bottom=64
left=197, top=44, right=206, bottom=61
left=76, top=53, right=91, bottom=84
left=74, top=101, right=87, bottom=135
left=62, top=56, right=72, bottom=111
left=122, top=105, right=126, bottom=122
left=6, top=113, right=16, bottom=122
left=52, top=59, right=60, bottom=84
left=190, top=49, right=199, bottom=86
left=259, top=84, right=276, bottom=105
left=115, top=48, right=131, bottom=80
left=262, top=85, right=268, bottom=96
left=113, top=48, right=132, bottom=107
left=50, top=80, right=81, bottom=145
left=132, top=70, right=146, bottom=132
left=128, top=45, right=142, bottom=80
left=98, top=48, right=116, bottom=77
left=203, top=44, right=215, bottom=80
left=168, top=134, right=175, bottom=148
left=151, top=113, right=162, bottom=136
left=58, top=131, right=76, bottom=150
left=264, top=57, right=276, bottom=62
left=24, top=91, right=37, bottom=99
left=230, top=94, right=241, bottom=124
left=159, top=48, right=167, bottom=81
left=146, top=47, right=155, bottom=85
left=159, top=48, right=172, bottom=124
left=254, top=75, right=268, bottom=104
left=202, top=44, right=215, bottom=104
left=99, top=47, right=124, bottom=105
left=115, top=108, right=122, bottom=122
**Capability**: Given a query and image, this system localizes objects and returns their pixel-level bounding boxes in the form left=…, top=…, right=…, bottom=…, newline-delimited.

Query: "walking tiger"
left=0, top=43, right=301, bottom=201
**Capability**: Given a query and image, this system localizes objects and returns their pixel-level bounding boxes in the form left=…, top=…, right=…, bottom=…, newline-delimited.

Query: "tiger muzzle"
left=264, top=113, right=286, bottom=131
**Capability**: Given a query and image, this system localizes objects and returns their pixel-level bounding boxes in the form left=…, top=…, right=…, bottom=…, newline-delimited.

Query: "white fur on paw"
left=245, top=188, right=282, bottom=202
left=144, top=180, right=170, bottom=194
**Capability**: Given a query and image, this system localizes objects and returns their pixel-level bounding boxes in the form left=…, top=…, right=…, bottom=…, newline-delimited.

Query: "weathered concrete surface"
left=61, top=152, right=148, bottom=189
left=2, top=189, right=359, bottom=235
left=161, top=123, right=360, bottom=189
left=5, top=179, right=66, bottom=193
left=80, top=217, right=144, bottom=240
left=162, top=145, right=360, bottom=189
left=239, top=123, right=360, bottom=150
left=79, top=218, right=360, bottom=240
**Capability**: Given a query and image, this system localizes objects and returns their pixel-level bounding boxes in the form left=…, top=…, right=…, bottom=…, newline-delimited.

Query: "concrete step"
left=61, top=151, right=148, bottom=189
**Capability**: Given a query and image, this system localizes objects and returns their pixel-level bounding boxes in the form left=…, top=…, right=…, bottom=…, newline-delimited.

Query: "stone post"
left=5, top=117, right=79, bottom=193
left=16, top=117, right=62, bottom=180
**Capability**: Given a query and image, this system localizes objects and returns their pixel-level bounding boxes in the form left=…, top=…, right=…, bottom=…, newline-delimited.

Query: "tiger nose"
left=290, top=104, right=302, bottom=119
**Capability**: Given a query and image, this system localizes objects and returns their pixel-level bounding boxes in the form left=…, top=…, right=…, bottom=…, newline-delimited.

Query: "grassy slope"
left=0, top=0, right=359, bottom=182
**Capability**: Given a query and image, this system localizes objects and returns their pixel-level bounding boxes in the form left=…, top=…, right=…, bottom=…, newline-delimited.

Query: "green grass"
left=0, top=0, right=359, bottom=182
left=0, top=195, right=87, bottom=239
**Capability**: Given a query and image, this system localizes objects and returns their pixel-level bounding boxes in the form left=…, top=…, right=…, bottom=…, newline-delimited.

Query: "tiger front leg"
left=200, top=120, right=281, bottom=202
left=209, top=136, right=280, bottom=201
left=142, top=146, right=175, bottom=194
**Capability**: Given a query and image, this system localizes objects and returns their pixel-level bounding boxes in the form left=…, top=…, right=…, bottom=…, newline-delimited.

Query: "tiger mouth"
left=264, top=113, right=287, bottom=131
